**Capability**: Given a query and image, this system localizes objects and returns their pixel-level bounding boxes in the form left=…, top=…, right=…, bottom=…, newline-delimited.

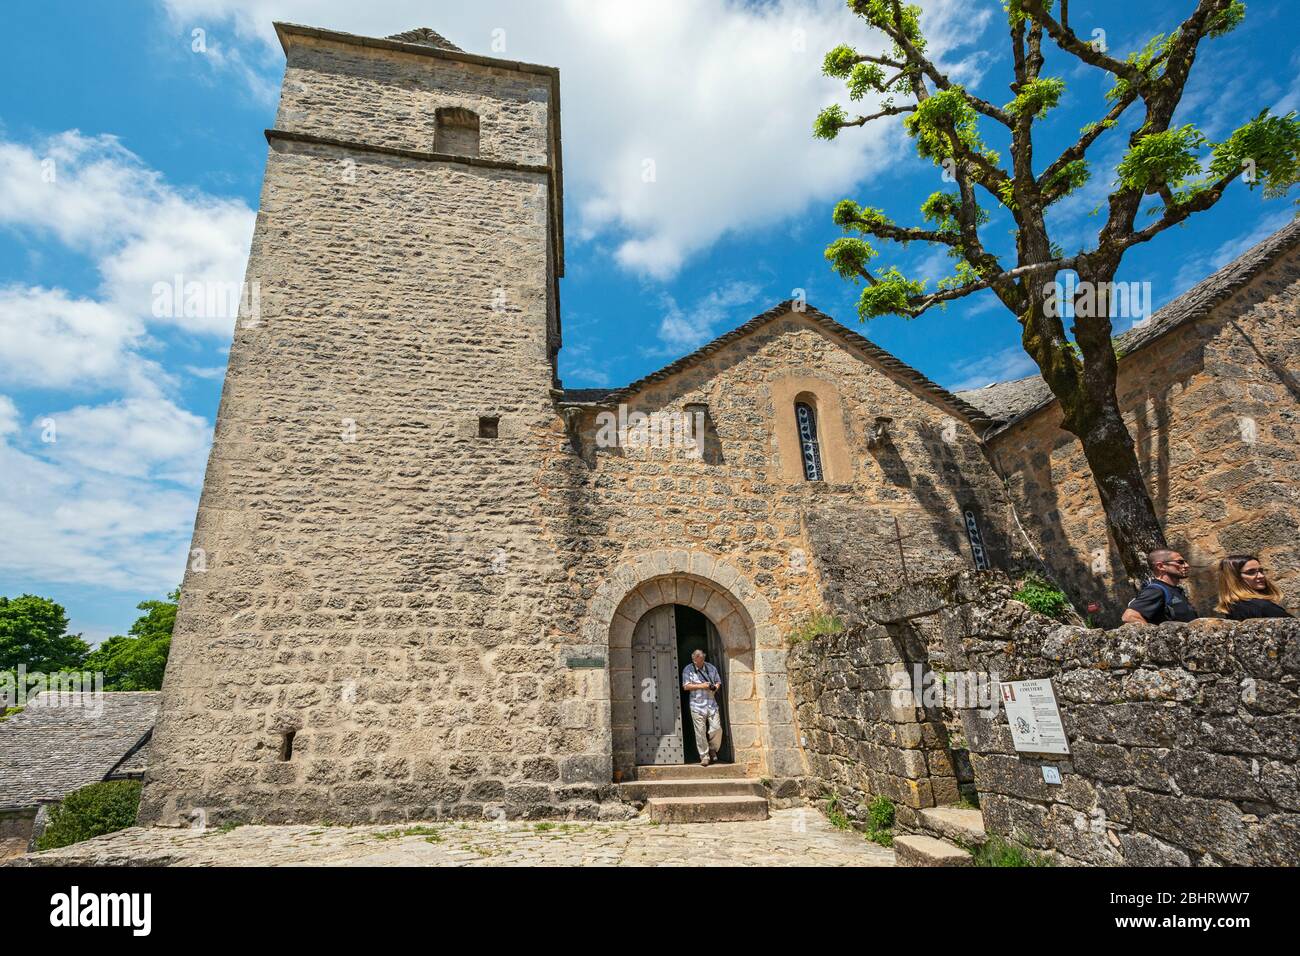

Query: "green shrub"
left=865, top=795, right=896, bottom=847
left=34, top=779, right=141, bottom=851
left=971, top=834, right=1055, bottom=867
left=1011, top=574, right=1070, bottom=620
left=789, top=613, right=845, bottom=645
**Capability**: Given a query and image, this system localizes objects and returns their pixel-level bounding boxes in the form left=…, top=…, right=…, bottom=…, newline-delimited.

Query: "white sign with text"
left=999, top=678, right=1070, bottom=755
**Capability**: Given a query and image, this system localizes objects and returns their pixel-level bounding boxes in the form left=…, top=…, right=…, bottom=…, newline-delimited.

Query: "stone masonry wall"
left=790, top=571, right=1300, bottom=865
left=553, top=310, right=1019, bottom=785
left=986, top=247, right=1300, bottom=622
left=139, top=37, right=590, bottom=825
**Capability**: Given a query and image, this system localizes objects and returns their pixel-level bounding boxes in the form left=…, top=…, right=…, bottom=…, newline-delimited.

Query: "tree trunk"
left=1066, top=403, right=1168, bottom=591
left=1019, top=278, right=1167, bottom=592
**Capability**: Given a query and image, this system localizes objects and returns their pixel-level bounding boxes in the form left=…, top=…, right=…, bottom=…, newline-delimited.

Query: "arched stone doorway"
left=583, top=550, right=805, bottom=782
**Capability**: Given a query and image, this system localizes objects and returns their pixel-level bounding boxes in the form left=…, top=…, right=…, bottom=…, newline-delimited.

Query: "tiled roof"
left=0, top=691, right=160, bottom=809
left=559, top=300, right=992, bottom=422
left=957, top=218, right=1300, bottom=428
left=386, top=27, right=462, bottom=52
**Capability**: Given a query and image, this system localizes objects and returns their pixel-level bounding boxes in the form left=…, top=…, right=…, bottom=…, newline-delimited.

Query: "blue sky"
left=1, top=0, right=1297, bottom=642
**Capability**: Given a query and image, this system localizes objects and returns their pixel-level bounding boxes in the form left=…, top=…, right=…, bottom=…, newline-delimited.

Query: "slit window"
left=279, top=731, right=295, bottom=761
left=435, top=107, right=480, bottom=157
left=795, top=402, right=823, bottom=481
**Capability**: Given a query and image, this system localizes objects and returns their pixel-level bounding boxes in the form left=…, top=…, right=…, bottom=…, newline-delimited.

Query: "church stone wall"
left=986, top=249, right=1300, bottom=621
left=551, top=312, right=1021, bottom=784
left=276, top=36, right=552, bottom=165
left=139, top=35, right=590, bottom=826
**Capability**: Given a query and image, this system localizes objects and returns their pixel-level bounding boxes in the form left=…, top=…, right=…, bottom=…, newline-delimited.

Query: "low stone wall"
left=788, top=571, right=1300, bottom=865
left=0, top=808, right=36, bottom=861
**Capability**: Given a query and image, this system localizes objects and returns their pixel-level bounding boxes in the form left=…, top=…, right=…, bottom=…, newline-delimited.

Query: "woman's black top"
left=1224, top=598, right=1292, bottom=620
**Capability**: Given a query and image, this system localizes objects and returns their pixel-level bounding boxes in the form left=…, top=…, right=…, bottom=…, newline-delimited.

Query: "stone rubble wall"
left=789, top=571, right=1300, bottom=865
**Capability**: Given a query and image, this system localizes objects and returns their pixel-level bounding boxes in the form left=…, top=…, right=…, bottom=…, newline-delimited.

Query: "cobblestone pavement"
left=12, top=809, right=894, bottom=867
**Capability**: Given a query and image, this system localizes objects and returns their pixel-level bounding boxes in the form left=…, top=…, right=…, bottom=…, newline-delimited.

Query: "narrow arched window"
left=795, top=401, right=823, bottom=481
left=435, top=107, right=480, bottom=157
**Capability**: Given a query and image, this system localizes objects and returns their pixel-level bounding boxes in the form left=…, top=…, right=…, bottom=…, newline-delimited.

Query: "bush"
left=35, top=779, right=141, bottom=851
left=971, top=834, right=1055, bottom=867
left=1011, top=574, right=1070, bottom=620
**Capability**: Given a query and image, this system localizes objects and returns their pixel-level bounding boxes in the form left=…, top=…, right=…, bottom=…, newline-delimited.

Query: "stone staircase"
left=893, top=806, right=986, bottom=866
left=620, top=764, right=770, bottom=823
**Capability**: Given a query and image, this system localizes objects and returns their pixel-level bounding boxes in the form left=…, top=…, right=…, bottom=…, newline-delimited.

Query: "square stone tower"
left=139, top=24, right=581, bottom=825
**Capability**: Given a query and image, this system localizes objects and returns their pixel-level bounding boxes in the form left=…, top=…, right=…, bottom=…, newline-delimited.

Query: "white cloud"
left=0, top=131, right=246, bottom=597
left=0, top=394, right=198, bottom=593
left=0, top=285, right=158, bottom=394
left=655, top=280, right=762, bottom=353
left=944, top=346, right=1038, bottom=392
left=155, top=0, right=988, bottom=280
left=0, top=131, right=256, bottom=339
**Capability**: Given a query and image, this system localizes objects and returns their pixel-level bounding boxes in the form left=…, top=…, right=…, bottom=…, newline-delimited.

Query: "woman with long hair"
left=1215, top=555, right=1292, bottom=620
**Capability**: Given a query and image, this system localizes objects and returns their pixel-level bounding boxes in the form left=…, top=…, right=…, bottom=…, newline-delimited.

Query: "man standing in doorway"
left=681, top=649, right=724, bottom=767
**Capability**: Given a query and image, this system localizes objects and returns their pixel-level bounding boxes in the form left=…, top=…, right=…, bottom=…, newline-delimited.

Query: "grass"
left=824, top=792, right=851, bottom=831
left=788, top=613, right=845, bottom=646
left=971, top=835, right=1055, bottom=867
left=374, top=825, right=443, bottom=842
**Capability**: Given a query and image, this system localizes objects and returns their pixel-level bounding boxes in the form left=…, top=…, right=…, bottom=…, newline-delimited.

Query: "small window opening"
left=795, top=401, right=824, bottom=481
left=279, top=731, right=295, bottom=761
left=435, top=107, right=480, bottom=157
left=478, top=416, right=500, bottom=438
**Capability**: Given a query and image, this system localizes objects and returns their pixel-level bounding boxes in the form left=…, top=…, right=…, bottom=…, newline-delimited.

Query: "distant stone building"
left=0, top=692, right=159, bottom=858
left=138, top=22, right=1300, bottom=827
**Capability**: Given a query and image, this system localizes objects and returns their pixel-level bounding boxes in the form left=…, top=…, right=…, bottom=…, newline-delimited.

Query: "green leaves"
left=1207, top=0, right=1247, bottom=38
left=905, top=87, right=980, bottom=162
left=1044, top=159, right=1091, bottom=202
left=82, top=589, right=177, bottom=691
left=856, top=268, right=925, bottom=320
left=0, top=594, right=88, bottom=672
left=814, top=104, right=846, bottom=140
left=1116, top=124, right=1206, bottom=193
left=822, top=43, right=859, bottom=78
left=1006, top=76, right=1065, bottom=120
left=1210, top=110, right=1300, bottom=199
left=832, top=199, right=894, bottom=232
left=824, top=236, right=877, bottom=279
left=847, top=62, right=888, bottom=100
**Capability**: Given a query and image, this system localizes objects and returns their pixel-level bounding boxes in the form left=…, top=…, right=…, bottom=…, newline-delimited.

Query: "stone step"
left=918, top=806, right=986, bottom=847
left=646, top=795, right=770, bottom=824
left=893, top=834, right=973, bottom=867
left=632, top=763, right=749, bottom=781
left=619, top=778, right=766, bottom=801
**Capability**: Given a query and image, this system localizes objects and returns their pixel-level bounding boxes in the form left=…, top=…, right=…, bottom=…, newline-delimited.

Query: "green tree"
left=0, top=594, right=89, bottom=672
left=84, top=589, right=177, bottom=691
left=815, top=0, right=1299, bottom=587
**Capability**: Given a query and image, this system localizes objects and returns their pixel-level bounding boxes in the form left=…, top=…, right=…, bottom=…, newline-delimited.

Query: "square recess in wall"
left=478, top=416, right=500, bottom=438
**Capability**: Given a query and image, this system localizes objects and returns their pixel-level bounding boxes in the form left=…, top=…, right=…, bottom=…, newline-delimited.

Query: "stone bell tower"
left=139, top=24, right=577, bottom=825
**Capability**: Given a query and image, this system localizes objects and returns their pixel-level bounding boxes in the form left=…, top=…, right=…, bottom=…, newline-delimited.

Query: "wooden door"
left=632, top=605, right=684, bottom=765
